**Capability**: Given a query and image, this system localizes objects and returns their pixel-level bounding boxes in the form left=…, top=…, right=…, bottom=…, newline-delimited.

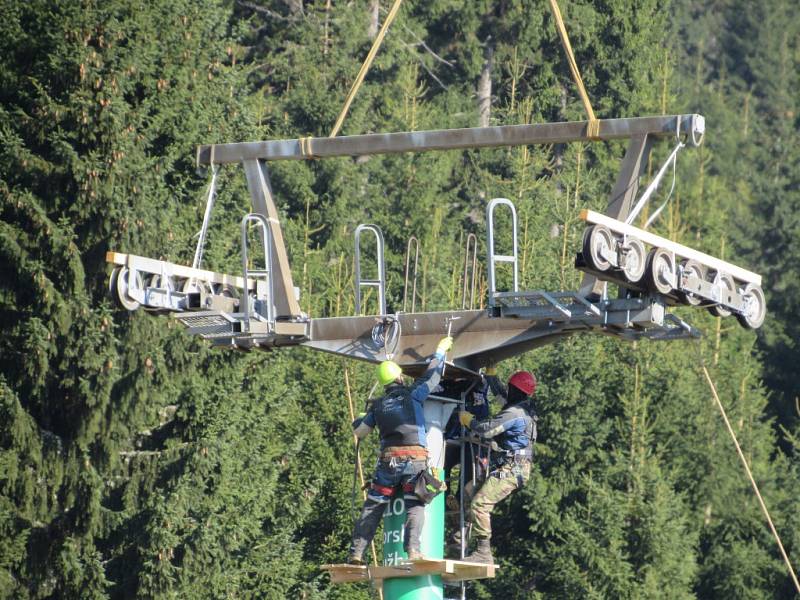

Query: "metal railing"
left=241, top=213, right=275, bottom=331
left=354, top=224, right=387, bottom=315
left=486, top=198, right=519, bottom=306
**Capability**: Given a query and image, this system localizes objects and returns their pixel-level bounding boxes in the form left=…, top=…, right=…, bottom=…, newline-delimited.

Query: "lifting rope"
left=548, top=0, right=600, bottom=138
left=329, top=0, right=404, bottom=138
left=330, top=0, right=596, bottom=142
left=696, top=347, right=800, bottom=595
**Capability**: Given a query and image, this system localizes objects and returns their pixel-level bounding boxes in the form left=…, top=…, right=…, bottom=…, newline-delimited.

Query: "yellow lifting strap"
left=329, top=0, right=404, bottom=138
left=548, top=0, right=600, bottom=139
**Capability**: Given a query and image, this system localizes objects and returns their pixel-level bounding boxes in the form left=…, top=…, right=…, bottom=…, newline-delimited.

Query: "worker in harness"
left=457, top=367, right=537, bottom=564
left=347, top=336, right=454, bottom=564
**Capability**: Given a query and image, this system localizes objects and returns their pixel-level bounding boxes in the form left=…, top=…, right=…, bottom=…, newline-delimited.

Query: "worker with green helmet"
left=347, top=336, right=454, bottom=564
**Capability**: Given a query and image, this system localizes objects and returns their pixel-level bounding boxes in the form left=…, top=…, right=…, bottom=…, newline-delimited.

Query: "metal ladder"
left=354, top=224, right=387, bottom=315
left=486, top=198, right=519, bottom=307
left=241, top=213, right=275, bottom=332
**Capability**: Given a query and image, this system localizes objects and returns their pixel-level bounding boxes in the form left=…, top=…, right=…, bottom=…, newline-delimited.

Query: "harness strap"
left=382, top=446, right=427, bottom=459
left=371, top=483, right=395, bottom=497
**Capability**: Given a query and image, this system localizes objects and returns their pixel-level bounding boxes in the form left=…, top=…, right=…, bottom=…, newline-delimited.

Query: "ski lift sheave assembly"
left=107, top=113, right=766, bottom=376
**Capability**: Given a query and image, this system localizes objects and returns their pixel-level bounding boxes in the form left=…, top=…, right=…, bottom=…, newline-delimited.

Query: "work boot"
left=464, top=539, right=494, bottom=564
left=447, top=532, right=465, bottom=558
left=406, top=549, right=425, bottom=561
left=346, top=553, right=365, bottom=565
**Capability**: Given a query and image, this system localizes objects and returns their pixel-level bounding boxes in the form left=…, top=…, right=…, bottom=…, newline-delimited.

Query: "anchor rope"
left=696, top=346, right=800, bottom=595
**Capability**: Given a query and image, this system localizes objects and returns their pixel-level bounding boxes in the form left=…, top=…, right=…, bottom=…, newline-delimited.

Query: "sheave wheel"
left=214, top=283, right=239, bottom=299
left=677, top=259, right=707, bottom=306
left=621, top=237, right=646, bottom=284
left=112, top=267, right=142, bottom=311
left=735, top=283, right=766, bottom=329
left=108, top=267, right=121, bottom=301
left=214, top=283, right=240, bottom=310
left=708, top=272, right=735, bottom=318
left=644, top=247, right=675, bottom=295
left=582, top=225, right=616, bottom=272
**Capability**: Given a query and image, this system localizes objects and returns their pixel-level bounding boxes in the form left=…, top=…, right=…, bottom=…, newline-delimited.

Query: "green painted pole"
left=381, top=398, right=455, bottom=600
left=381, top=493, right=444, bottom=599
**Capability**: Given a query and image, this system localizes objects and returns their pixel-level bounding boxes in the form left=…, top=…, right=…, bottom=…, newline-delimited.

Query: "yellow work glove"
left=436, top=336, right=454, bottom=354
left=484, top=365, right=497, bottom=376
left=458, top=411, right=474, bottom=428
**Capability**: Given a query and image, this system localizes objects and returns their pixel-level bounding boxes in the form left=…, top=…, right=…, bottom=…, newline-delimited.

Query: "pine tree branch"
left=398, top=24, right=455, bottom=68
left=400, top=45, right=448, bottom=91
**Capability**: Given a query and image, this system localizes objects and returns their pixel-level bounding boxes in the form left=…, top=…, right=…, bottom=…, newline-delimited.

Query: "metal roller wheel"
left=677, top=259, right=707, bottom=306
left=708, top=272, right=735, bottom=318
left=214, top=283, right=240, bottom=310
left=621, top=237, right=646, bottom=284
left=735, top=283, right=766, bottom=329
left=582, top=224, right=616, bottom=272
left=108, top=267, right=121, bottom=301
left=213, top=283, right=239, bottom=299
left=112, top=267, right=142, bottom=311
left=644, top=247, right=675, bottom=295
left=146, top=273, right=169, bottom=290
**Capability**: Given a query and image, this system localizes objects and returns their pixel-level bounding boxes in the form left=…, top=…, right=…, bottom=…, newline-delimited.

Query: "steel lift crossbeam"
left=107, top=114, right=728, bottom=376
left=195, top=115, right=704, bottom=164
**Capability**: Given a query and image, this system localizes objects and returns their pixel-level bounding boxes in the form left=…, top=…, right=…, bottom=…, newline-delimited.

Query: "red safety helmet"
left=508, top=371, right=536, bottom=396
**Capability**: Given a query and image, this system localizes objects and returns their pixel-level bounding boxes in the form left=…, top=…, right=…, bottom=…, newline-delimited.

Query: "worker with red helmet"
left=457, top=366, right=537, bottom=564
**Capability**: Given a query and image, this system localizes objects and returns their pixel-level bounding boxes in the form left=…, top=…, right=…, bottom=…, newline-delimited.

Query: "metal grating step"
left=492, top=290, right=601, bottom=320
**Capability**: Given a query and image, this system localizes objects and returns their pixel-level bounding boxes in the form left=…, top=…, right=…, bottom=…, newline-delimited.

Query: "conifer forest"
left=2, top=0, right=800, bottom=598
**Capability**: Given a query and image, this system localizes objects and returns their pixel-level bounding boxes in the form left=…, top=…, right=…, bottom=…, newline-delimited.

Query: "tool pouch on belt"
left=413, top=468, right=447, bottom=504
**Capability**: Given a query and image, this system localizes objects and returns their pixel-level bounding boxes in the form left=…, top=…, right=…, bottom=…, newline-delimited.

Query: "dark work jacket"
left=444, top=378, right=490, bottom=440
left=472, top=375, right=537, bottom=458
left=362, top=355, right=444, bottom=449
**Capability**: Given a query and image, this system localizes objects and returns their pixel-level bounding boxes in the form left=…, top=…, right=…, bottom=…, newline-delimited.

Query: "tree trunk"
left=368, top=0, right=380, bottom=40
left=477, top=40, right=493, bottom=127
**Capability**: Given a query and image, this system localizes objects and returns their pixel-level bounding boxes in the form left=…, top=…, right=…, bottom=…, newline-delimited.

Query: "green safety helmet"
left=377, top=360, right=403, bottom=386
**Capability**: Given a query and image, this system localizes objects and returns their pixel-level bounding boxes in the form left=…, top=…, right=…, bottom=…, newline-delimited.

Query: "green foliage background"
left=0, top=0, right=798, bottom=598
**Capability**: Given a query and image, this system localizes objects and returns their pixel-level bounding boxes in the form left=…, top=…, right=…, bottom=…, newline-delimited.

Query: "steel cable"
left=696, top=346, right=800, bottom=595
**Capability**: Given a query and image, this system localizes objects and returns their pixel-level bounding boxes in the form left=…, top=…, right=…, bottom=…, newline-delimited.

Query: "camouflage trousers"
left=468, top=461, right=530, bottom=540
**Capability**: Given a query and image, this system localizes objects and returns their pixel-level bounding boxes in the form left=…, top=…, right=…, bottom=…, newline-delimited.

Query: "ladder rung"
left=359, top=280, right=382, bottom=286
left=493, top=255, right=516, bottom=262
left=247, top=270, right=270, bottom=276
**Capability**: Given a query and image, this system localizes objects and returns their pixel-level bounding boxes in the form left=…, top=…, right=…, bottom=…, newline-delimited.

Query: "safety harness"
left=489, top=404, right=537, bottom=490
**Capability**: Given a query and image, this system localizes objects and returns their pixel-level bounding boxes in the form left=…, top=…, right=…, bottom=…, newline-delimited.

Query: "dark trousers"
left=350, top=457, right=426, bottom=559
